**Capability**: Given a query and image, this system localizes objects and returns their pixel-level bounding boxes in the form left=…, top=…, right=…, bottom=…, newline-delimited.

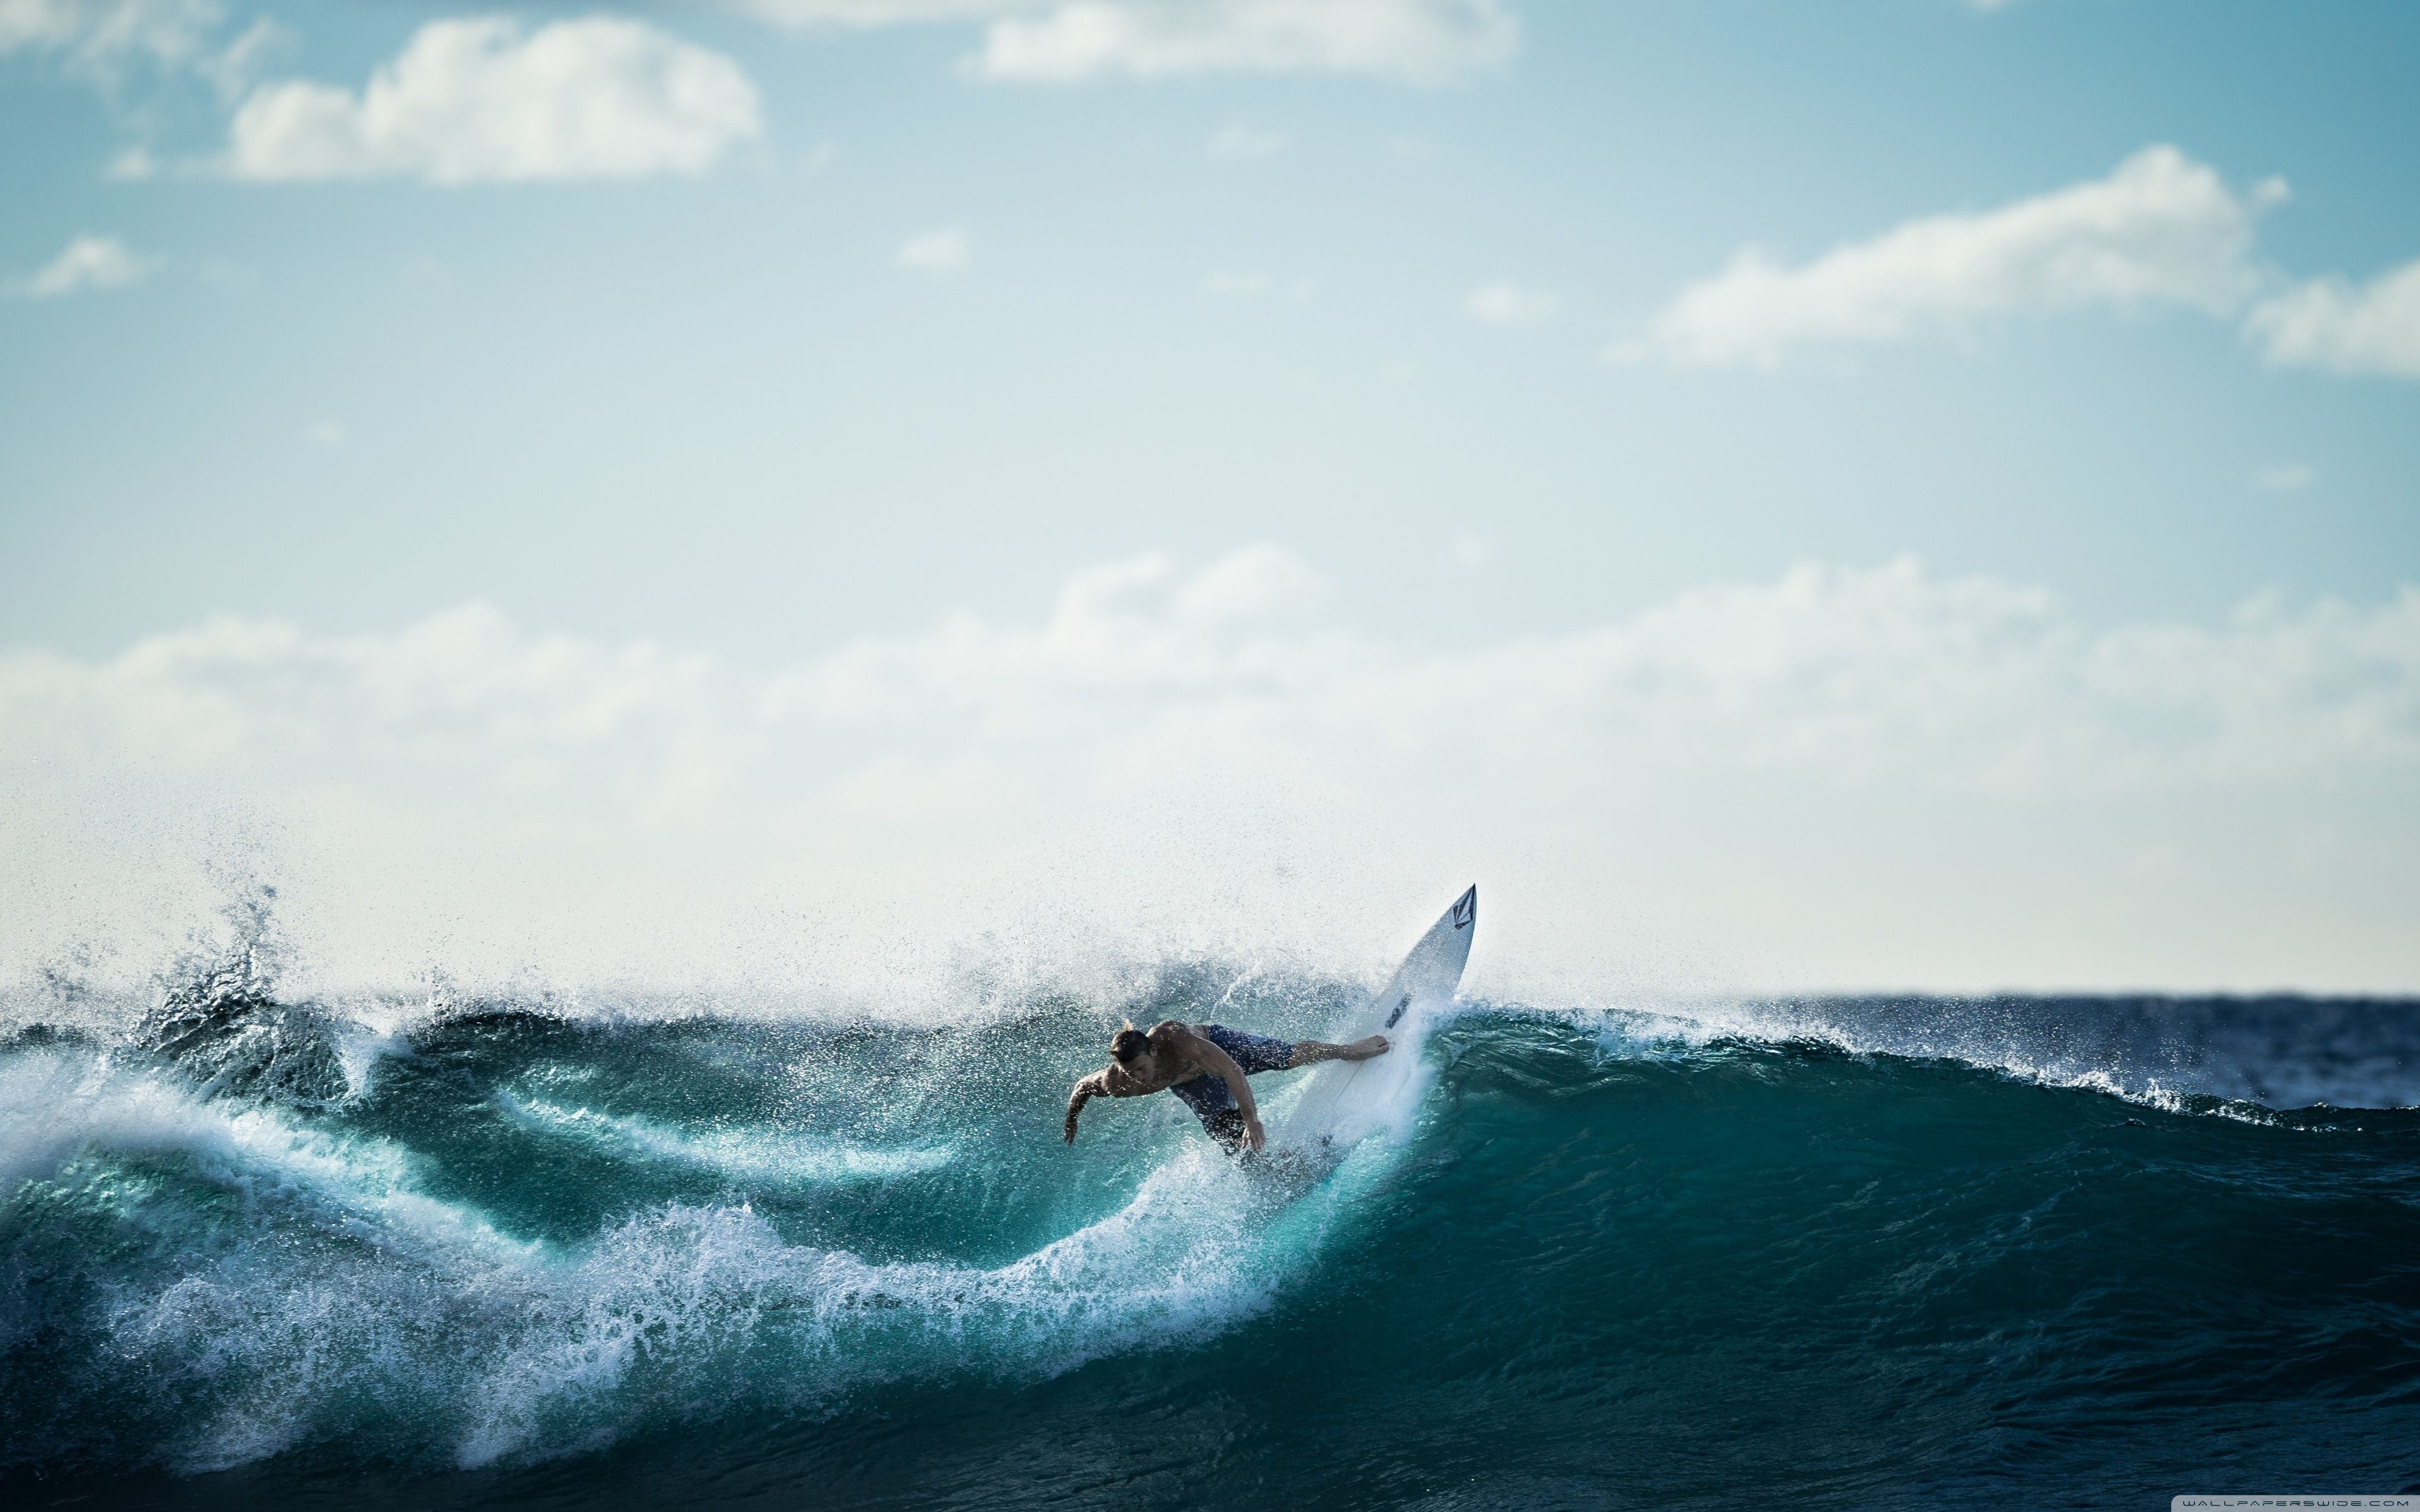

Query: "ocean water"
left=4, top=943, right=2418, bottom=1509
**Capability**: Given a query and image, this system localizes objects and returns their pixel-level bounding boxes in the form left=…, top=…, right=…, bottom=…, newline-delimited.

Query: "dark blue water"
left=4, top=948, right=2417, bottom=1508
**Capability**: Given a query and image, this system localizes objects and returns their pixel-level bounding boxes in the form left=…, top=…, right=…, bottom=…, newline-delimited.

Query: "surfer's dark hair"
left=1110, top=1026, right=1150, bottom=1063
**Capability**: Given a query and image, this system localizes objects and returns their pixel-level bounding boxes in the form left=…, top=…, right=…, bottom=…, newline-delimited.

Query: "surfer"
left=1063, top=1022, right=1389, bottom=1154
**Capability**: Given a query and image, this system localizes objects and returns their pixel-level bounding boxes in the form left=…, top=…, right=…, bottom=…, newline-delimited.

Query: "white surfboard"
left=1279, top=885, right=1477, bottom=1154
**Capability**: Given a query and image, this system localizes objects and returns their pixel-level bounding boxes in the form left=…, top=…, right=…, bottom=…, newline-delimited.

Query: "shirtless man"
left=1063, top=1021, right=1390, bottom=1154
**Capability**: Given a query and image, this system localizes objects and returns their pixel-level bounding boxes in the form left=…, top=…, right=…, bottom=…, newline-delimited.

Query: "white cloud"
left=2244, top=258, right=2420, bottom=379
left=2252, top=463, right=2317, bottom=494
left=1465, top=279, right=1556, bottom=325
left=706, top=0, right=1521, bottom=82
left=5, top=0, right=215, bottom=72
left=897, top=226, right=971, bottom=272
left=6, top=551, right=2418, bottom=994
left=710, top=0, right=1028, bottom=25
left=226, top=17, right=761, bottom=184
left=1206, top=121, right=1284, bottom=160
left=1646, top=146, right=2285, bottom=367
left=0, top=0, right=279, bottom=104
left=1, top=0, right=200, bottom=57
left=968, top=0, right=1518, bottom=83
left=18, top=232, right=156, bottom=296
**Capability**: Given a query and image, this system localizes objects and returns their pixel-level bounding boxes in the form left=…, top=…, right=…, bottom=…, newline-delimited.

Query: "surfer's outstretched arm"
left=1064, top=1071, right=1109, bottom=1144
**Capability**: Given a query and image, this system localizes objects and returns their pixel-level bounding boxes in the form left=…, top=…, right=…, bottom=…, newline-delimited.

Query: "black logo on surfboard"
left=1451, top=887, right=1475, bottom=929
left=1385, top=994, right=1410, bottom=1028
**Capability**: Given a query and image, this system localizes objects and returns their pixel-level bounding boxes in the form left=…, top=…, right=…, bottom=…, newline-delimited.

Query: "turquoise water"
left=4, top=954, right=2417, bottom=1508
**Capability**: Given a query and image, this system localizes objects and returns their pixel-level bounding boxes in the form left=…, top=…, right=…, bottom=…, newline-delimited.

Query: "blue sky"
left=3, top=0, right=2416, bottom=995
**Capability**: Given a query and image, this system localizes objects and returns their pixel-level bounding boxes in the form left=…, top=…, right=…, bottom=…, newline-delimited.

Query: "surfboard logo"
left=1452, top=888, right=1475, bottom=930
left=1385, top=994, right=1410, bottom=1028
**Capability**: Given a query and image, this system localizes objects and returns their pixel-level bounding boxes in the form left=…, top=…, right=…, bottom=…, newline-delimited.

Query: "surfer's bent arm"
left=1064, top=1071, right=1110, bottom=1144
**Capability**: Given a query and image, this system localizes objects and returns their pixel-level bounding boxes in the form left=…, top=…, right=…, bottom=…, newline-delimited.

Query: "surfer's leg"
left=1198, top=1025, right=1296, bottom=1076
left=1286, top=1036, right=1389, bottom=1067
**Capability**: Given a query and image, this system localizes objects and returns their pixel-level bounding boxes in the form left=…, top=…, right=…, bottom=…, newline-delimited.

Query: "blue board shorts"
left=1168, top=1025, right=1296, bottom=1150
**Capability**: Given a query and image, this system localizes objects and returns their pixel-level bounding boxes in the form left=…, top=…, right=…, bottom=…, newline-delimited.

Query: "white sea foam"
left=2, top=1040, right=1370, bottom=1472
left=0, top=1049, right=534, bottom=1258
left=122, top=1143, right=1313, bottom=1470
left=498, top=1093, right=955, bottom=1183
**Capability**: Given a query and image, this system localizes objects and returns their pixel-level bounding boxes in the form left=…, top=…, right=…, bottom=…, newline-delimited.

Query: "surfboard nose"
left=1451, top=885, right=1476, bottom=930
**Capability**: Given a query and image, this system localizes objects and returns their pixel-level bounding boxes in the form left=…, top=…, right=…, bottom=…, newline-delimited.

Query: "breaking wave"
left=4, top=919, right=2417, bottom=1508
